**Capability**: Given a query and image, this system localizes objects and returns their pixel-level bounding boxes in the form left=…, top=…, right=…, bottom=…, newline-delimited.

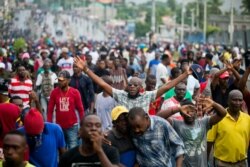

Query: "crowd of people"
left=0, top=34, right=249, bottom=167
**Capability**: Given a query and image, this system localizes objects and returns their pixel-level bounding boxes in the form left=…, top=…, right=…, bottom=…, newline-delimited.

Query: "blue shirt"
left=19, top=122, right=66, bottom=167
left=132, top=116, right=185, bottom=167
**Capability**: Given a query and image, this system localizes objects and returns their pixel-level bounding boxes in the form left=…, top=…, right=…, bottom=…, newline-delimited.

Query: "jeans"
left=40, top=95, right=49, bottom=121
left=63, top=124, right=79, bottom=149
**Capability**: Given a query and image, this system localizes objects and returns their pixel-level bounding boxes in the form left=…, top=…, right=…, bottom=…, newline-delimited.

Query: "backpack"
left=41, top=73, right=53, bottom=98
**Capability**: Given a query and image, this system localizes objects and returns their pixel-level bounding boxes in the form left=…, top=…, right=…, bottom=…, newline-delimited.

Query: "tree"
left=167, top=0, right=177, bottom=12
left=207, top=0, right=223, bottom=15
left=135, top=22, right=150, bottom=37
left=13, top=38, right=27, bottom=54
left=241, top=0, right=250, bottom=15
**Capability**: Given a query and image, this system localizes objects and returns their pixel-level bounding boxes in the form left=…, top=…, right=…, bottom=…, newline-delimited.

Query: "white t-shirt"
left=95, top=92, right=116, bottom=131
left=89, top=51, right=99, bottom=65
left=156, top=63, right=169, bottom=88
left=187, top=75, right=200, bottom=96
left=36, top=72, right=58, bottom=87
left=57, top=57, right=74, bottom=76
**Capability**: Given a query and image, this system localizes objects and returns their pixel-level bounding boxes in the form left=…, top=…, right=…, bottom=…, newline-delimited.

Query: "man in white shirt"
left=156, top=54, right=171, bottom=88
left=57, top=47, right=74, bottom=76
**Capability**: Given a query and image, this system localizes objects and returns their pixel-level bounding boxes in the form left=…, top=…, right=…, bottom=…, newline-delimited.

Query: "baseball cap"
left=24, top=108, right=44, bottom=135
left=61, top=47, right=69, bottom=53
left=22, top=52, right=30, bottom=59
left=111, top=106, right=129, bottom=121
left=57, top=70, right=71, bottom=81
left=0, top=62, right=5, bottom=69
left=190, top=64, right=204, bottom=81
left=219, top=71, right=229, bottom=79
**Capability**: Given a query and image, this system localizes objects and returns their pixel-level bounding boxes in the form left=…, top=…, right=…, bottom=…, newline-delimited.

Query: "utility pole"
left=196, top=0, right=199, bottom=29
left=181, top=2, right=184, bottom=43
left=229, top=0, right=234, bottom=46
left=203, top=0, right=207, bottom=43
left=111, top=0, right=115, bottom=19
left=151, top=0, right=156, bottom=32
left=191, top=9, right=195, bottom=31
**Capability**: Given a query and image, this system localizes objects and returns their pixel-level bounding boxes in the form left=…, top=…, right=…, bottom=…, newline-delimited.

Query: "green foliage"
left=241, top=0, right=250, bottom=14
left=207, top=0, right=222, bottom=15
left=167, top=0, right=177, bottom=12
left=135, top=22, right=150, bottom=37
left=13, top=38, right=27, bottom=54
left=206, top=25, right=221, bottom=36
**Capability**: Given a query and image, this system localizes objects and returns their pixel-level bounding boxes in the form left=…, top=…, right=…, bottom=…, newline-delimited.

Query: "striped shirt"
left=8, top=77, right=33, bottom=107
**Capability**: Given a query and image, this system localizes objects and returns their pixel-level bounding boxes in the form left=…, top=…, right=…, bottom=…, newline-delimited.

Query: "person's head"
left=57, top=70, right=71, bottom=90
left=218, top=71, right=229, bottom=88
left=85, top=54, right=92, bottom=65
left=187, top=51, right=194, bottom=61
left=129, top=55, right=135, bottom=65
left=145, top=75, right=156, bottom=91
left=180, top=59, right=189, bottom=72
left=0, top=62, right=5, bottom=74
left=17, top=65, right=26, bottom=79
left=170, top=67, right=182, bottom=79
left=61, top=47, right=69, bottom=59
left=111, top=106, right=129, bottom=135
left=98, top=59, right=106, bottom=69
left=3, top=130, right=28, bottom=166
left=174, top=82, right=187, bottom=101
left=40, top=49, right=49, bottom=60
left=22, top=53, right=30, bottom=64
left=73, top=64, right=82, bottom=75
left=17, top=49, right=24, bottom=60
left=106, top=59, right=114, bottom=70
left=114, top=57, right=120, bottom=68
left=228, top=90, right=243, bottom=113
left=79, top=114, right=102, bottom=142
left=102, top=75, right=112, bottom=86
left=128, top=107, right=149, bottom=136
left=23, top=108, right=44, bottom=149
left=121, top=58, right=128, bottom=68
left=205, top=53, right=213, bottom=64
left=127, top=77, right=142, bottom=97
left=10, top=96, right=24, bottom=111
left=180, top=100, right=197, bottom=124
left=161, top=54, right=170, bottom=66
left=43, top=59, right=52, bottom=72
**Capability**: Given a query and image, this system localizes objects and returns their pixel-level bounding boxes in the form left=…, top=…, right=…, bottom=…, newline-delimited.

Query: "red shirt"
left=47, top=87, right=84, bottom=129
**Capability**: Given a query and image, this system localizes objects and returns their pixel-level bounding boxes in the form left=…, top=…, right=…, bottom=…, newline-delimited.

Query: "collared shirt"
left=112, top=88, right=157, bottom=113
left=207, top=111, right=250, bottom=163
left=132, top=116, right=185, bottom=167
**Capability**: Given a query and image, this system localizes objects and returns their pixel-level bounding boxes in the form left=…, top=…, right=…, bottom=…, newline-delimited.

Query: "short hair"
left=102, top=75, right=112, bottom=84
left=5, top=130, right=26, bottom=138
left=146, top=75, right=156, bottom=82
left=10, top=96, right=23, bottom=103
left=161, top=54, right=169, bottom=61
left=171, top=67, right=181, bottom=78
left=80, top=113, right=100, bottom=126
left=187, top=51, right=194, bottom=56
left=123, top=58, right=128, bottom=63
left=180, top=99, right=194, bottom=106
left=128, top=107, right=147, bottom=120
left=180, top=59, right=189, bottom=66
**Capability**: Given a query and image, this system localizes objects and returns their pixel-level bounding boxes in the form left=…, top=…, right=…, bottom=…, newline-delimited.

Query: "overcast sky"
left=126, top=0, right=243, bottom=13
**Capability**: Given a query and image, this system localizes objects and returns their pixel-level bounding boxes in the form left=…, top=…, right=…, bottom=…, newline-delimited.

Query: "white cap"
left=0, top=62, right=5, bottom=69
left=61, top=47, right=69, bottom=53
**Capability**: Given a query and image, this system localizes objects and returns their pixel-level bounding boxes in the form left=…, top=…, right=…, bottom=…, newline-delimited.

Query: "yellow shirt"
left=0, top=161, right=35, bottom=167
left=207, top=111, right=250, bottom=162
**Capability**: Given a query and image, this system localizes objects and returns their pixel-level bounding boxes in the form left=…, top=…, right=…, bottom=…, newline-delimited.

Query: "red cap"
left=24, top=108, right=44, bottom=135
left=219, top=71, right=229, bottom=79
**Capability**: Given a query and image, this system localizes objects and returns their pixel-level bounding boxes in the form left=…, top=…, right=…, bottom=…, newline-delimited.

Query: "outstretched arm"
left=74, top=56, right=113, bottom=96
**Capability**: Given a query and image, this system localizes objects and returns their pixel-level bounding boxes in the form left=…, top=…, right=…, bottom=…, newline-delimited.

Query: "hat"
left=219, top=71, right=229, bottom=79
left=190, top=64, right=204, bottom=81
left=0, top=62, right=5, bottom=69
left=61, top=47, right=69, bottom=53
left=22, top=52, right=30, bottom=59
left=24, top=108, right=44, bottom=135
left=57, top=70, right=71, bottom=80
left=111, top=106, right=129, bottom=121
left=39, top=49, right=50, bottom=55
left=205, top=53, right=213, bottom=60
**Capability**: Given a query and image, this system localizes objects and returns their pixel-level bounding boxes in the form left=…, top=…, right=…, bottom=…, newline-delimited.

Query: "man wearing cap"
left=22, top=53, right=34, bottom=76
left=34, top=49, right=49, bottom=73
left=19, top=108, right=66, bottom=167
left=48, top=70, right=84, bottom=149
left=107, top=106, right=136, bottom=167
left=74, top=56, right=193, bottom=113
left=57, top=47, right=74, bottom=76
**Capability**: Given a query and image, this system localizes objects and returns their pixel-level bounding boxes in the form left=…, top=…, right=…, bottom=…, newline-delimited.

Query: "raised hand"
left=74, top=56, right=87, bottom=71
left=179, top=105, right=197, bottom=118
left=89, top=131, right=103, bottom=153
left=198, top=97, right=214, bottom=114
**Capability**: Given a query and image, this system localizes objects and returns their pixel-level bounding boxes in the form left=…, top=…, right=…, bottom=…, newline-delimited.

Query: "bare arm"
left=176, top=155, right=184, bottom=167
left=238, top=67, right=250, bottom=93
left=209, top=102, right=227, bottom=126
left=74, top=56, right=113, bottom=96
left=157, top=107, right=180, bottom=124
left=156, top=71, right=190, bottom=98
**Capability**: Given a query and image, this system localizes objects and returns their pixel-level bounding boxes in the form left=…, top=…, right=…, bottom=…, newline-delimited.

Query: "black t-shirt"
left=59, top=144, right=119, bottom=167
